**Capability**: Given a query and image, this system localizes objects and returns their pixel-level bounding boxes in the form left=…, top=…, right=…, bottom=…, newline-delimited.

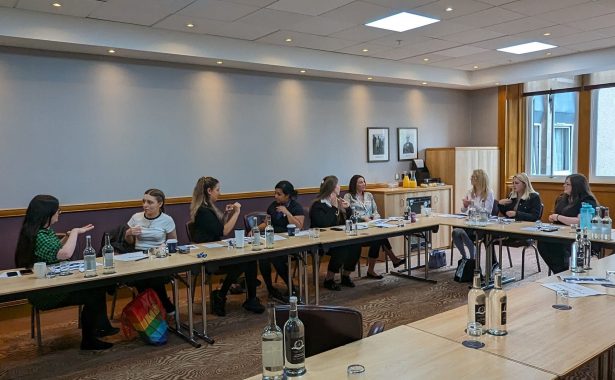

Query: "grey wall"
left=469, top=87, right=499, bottom=146
left=0, top=48, right=473, bottom=209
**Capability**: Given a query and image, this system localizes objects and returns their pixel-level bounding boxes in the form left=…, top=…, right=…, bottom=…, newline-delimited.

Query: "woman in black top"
left=259, top=180, right=304, bottom=302
left=309, top=176, right=361, bottom=291
left=190, top=176, right=264, bottom=316
left=497, top=173, right=542, bottom=222
left=538, top=174, right=598, bottom=274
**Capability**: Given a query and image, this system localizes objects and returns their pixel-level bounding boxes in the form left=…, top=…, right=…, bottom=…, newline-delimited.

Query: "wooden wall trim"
left=498, top=85, right=507, bottom=200
left=0, top=183, right=388, bottom=218
left=577, top=88, right=591, bottom=176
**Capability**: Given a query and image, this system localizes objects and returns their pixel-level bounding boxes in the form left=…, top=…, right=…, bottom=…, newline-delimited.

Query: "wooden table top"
left=245, top=325, right=555, bottom=380
left=409, top=281, right=615, bottom=376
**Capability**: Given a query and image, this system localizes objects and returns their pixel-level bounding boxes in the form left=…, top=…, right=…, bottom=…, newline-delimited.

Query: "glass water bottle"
left=265, top=216, right=275, bottom=249
left=467, top=271, right=486, bottom=332
left=102, top=233, right=115, bottom=274
left=83, top=235, right=97, bottom=278
left=487, top=269, right=507, bottom=336
left=262, top=303, right=284, bottom=380
left=284, top=296, right=306, bottom=377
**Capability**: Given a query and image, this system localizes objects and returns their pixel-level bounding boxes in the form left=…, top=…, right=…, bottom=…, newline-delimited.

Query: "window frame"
left=589, top=86, right=615, bottom=183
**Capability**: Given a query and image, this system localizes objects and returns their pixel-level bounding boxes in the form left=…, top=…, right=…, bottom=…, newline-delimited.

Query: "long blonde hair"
left=190, top=176, right=223, bottom=222
left=470, top=169, right=490, bottom=201
left=510, top=172, right=538, bottom=201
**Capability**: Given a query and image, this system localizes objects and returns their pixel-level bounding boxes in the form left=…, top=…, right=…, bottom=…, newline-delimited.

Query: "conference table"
left=245, top=325, right=555, bottom=380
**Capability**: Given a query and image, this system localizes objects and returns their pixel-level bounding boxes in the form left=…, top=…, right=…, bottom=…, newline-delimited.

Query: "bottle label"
left=475, top=304, right=486, bottom=325
left=501, top=302, right=507, bottom=325
left=287, top=338, right=305, bottom=364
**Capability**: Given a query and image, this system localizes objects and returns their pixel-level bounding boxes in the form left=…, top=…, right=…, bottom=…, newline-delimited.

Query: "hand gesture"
left=276, top=205, right=289, bottom=217
left=74, top=224, right=95, bottom=234
left=505, top=211, right=516, bottom=218
left=462, top=198, right=471, bottom=208
left=129, top=225, right=142, bottom=236
left=339, top=198, right=350, bottom=209
left=499, top=198, right=512, bottom=205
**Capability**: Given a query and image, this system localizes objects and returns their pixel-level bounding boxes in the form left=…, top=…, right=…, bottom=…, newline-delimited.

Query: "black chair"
left=274, top=305, right=384, bottom=357
left=244, top=211, right=269, bottom=231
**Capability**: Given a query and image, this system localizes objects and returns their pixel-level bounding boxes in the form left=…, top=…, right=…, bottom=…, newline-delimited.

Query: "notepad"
left=541, top=282, right=605, bottom=297
left=114, top=252, right=148, bottom=262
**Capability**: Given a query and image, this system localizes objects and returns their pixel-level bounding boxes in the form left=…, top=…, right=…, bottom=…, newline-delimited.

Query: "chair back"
left=302, top=206, right=311, bottom=229
left=100, top=224, right=134, bottom=253
left=185, top=221, right=195, bottom=243
left=244, top=212, right=269, bottom=231
left=275, top=305, right=363, bottom=357
left=491, top=199, right=499, bottom=216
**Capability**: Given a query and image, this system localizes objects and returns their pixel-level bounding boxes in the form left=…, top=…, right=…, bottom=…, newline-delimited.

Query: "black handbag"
left=428, top=250, right=447, bottom=269
left=454, top=258, right=475, bottom=282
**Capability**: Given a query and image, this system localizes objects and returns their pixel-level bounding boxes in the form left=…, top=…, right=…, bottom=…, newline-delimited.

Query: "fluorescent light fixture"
left=497, top=41, right=556, bottom=54
left=365, top=12, right=439, bottom=32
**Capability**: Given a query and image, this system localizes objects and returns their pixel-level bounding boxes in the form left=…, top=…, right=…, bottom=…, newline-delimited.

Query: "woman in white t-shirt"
left=125, top=188, right=177, bottom=314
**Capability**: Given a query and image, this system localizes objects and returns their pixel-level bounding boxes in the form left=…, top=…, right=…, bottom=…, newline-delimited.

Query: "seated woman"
left=496, top=173, right=542, bottom=271
left=343, top=174, right=405, bottom=279
left=310, top=175, right=361, bottom=290
left=190, top=176, right=264, bottom=316
left=124, top=189, right=177, bottom=316
left=452, top=169, right=495, bottom=261
left=539, top=174, right=598, bottom=274
left=15, top=195, right=117, bottom=350
left=259, top=180, right=304, bottom=302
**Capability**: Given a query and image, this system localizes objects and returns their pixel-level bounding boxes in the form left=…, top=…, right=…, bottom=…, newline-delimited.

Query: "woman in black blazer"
left=498, top=173, right=542, bottom=222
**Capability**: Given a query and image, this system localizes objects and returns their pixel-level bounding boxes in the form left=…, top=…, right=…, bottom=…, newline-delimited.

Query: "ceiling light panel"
left=497, top=41, right=557, bottom=54
left=365, top=12, right=440, bottom=32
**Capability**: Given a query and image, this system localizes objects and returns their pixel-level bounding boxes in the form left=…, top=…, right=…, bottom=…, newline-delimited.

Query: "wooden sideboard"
left=370, top=186, right=452, bottom=252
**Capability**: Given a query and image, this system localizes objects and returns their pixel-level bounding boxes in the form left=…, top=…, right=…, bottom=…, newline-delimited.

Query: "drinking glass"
left=33, top=262, right=47, bottom=279
left=603, top=270, right=615, bottom=288
left=553, top=289, right=572, bottom=310
left=397, top=217, right=405, bottom=228
left=59, top=260, right=71, bottom=276
left=347, top=364, right=365, bottom=377
left=462, top=321, right=485, bottom=349
left=310, top=228, right=320, bottom=239
left=148, top=247, right=157, bottom=259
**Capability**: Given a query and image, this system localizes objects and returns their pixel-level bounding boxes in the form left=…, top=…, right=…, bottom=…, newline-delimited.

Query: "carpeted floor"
left=0, top=247, right=598, bottom=379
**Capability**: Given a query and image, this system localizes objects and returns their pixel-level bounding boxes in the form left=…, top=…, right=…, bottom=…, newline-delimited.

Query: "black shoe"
left=366, top=272, right=384, bottom=280
left=94, top=327, right=120, bottom=338
left=211, top=290, right=227, bottom=317
left=81, top=338, right=113, bottom=350
left=393, top=259, right=406, bottom=268
left=229, top=283, right=246, bottom=295
left=340, top=275, right=356, bottom=288
left=323, top=279, right=341, bottom=291
left=242, top=297, right=265, bottom=314
left=268, top=288, right=289, bottom=303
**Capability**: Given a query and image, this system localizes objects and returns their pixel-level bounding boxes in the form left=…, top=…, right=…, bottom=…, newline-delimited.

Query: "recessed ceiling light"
left=365, top=12, right=439, bottom=32
left=108, top=49, right=115, bottom=54
left=445, top=7, right=453, bottom=12
left=422, top=82, right=428, bottom=85
left=423, top=58, right=430, bottom=62
left=543, top=32, right=551, bottom=36
left=52, top=2, right=61, bottom=7
left=285, top=38, right=293, bottom=42
left=367, top=77, right=373, bottom=80
left=216, top=60, right=223, bottom=64
left=362, top=48, right=369, bottom=52
left=186, top=23, right=195, bottom=28
left=495, top=82, right=500, bottom=85
left=473, top=65, right=479, bottom=69
left=497, top=41, right=557, bottom=54
left=545, top=52, right=552, bottom=56
left=300, top=70, right=306, bottom=73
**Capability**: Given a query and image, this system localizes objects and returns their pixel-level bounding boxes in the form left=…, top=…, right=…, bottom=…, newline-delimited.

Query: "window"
left=591, top=87, right=615, bottom=178
left=526, top=92, right=578, bottom=177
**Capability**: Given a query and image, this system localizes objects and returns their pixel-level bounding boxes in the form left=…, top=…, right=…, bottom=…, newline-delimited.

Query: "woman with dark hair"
left=15, top=195, right=117, bottom=350
left=344, top=175, right=404, bottom=279
left=539, top=174, right=598, bottom=274
left=309, top=176, right=361, bottom=290
left=190, top=176, right=264, bottom=316
left=125, top=188, right=177, bottom=316
left=258, top=180, right=304, bottom=302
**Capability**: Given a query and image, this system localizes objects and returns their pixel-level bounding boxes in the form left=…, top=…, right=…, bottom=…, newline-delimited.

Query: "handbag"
left=454, top=258, right=475, bottom=283
left=120, top=288, right=168, bottom=345
left=428, top=250, right=447, bottom=269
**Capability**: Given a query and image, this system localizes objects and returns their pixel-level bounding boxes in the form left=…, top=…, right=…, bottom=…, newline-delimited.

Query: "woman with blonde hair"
left=190, top=176, right=264, bottom=316
left=451, top=169, right=495, bottom=260
left=497, top=172, right=542, bottom=221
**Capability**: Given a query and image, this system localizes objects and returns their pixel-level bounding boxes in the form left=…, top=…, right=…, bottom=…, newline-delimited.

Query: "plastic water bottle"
left=580, top=203, right=593, bottom=231
left=83, top=235, right=97, bottom=278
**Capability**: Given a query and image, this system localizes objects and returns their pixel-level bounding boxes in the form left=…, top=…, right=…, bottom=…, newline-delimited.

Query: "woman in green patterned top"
left=15, top=195, right=118, bottom=350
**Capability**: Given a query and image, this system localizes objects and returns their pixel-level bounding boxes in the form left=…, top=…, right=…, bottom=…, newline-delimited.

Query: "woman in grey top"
left=344, top=175, right=405, bottom=279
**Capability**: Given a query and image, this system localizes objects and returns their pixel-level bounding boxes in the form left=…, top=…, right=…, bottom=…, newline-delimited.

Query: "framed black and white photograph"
left=397, top=128, right=418, bottom=161
left=367, top=128, right=390, bottom=162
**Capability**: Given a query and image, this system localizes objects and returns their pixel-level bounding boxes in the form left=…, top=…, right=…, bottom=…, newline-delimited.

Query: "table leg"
left=303, top=252, right=310, bottom=304
left=168, top=273, right=201, bottom=348
left=312, top=248, right=320, bottom=305
left=287, top=255, right=293, bottom=301
left=199, top=265, right=215, bottom=344
left=390, top=232, right=436, bottom=284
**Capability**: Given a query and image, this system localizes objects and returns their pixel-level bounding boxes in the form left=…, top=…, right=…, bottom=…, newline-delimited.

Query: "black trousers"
left=537, top=241, right=569, bottom=274
left=218, top=261, right=259, bottom=299
left=327, top=244, right=361, bottom=273
left=259, top=256, right=290, bottom=291
left=367, top=239, right=392, bottom=258
left=133, top=277, right=175, bottom=314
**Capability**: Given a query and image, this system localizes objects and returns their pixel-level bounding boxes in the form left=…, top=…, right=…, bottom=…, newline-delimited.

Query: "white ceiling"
left=3, top=0, right=615, bottom=88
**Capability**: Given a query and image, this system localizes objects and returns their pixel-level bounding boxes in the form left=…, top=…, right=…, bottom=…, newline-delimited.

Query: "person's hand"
left=499, top=199, right=512, bottom=205
left=462, top=198, right=471, bottom=208
left=505, top=211, right=516, bottom=218
left=339, top=198, right=350, bottom=209
left=128, top=226, right=142, bottom=236
left=548, top=214, right=558, bottom=223
left=276, top=205, right=289, bottom=217
left=73, top=224, right=94, bottom=235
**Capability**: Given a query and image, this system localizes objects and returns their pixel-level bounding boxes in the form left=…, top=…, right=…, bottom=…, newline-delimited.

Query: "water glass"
left=148, top=247, right=157, bottom=259
left=397, top=217, right=405, bottom=228
left=235, top=229, right=246, bottom=248
left=33, top=262, right=47, bottom=279
left=345, top=220, right=352, bottom=234
left=310, top=228, right=320, bottom=239
left=347, top=364, right=365, bottom=377
left=59, top=260, right=71, bottom=276
left=553, top=289, right=572, bottom=310
left=462, top=321, right=485, bottom=349
left=535, top=220, right=543, bottom=230
left=604, top=270, right=615, bottom=288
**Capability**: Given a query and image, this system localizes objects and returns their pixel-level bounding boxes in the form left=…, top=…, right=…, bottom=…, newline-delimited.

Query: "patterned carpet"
left=0, top=247, right=599, bottom=380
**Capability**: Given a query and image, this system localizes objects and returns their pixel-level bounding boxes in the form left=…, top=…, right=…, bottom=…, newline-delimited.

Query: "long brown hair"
left=314, top=175, right=339, bottom=203
left=190, top=176, right=223, bottom=222
left=558, top=173, right=598, bottom=212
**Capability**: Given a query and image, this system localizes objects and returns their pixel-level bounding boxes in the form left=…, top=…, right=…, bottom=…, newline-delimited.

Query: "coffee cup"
left=235, top=229, right=245, bottom=248
left=33, top=262, right=47, bottom=279
left=287, top=224, right=296, bottom=237
left=166, top=238, right=178, bottom=253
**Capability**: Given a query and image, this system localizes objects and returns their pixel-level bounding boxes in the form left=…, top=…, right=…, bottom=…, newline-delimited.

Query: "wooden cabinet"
left=425, top=147, right=499, bottom=214
left=371, top=186, right=452, bottom=251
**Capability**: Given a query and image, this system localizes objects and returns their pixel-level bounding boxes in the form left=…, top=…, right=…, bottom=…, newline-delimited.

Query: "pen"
left=135, top=257, right=148, bottom=262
